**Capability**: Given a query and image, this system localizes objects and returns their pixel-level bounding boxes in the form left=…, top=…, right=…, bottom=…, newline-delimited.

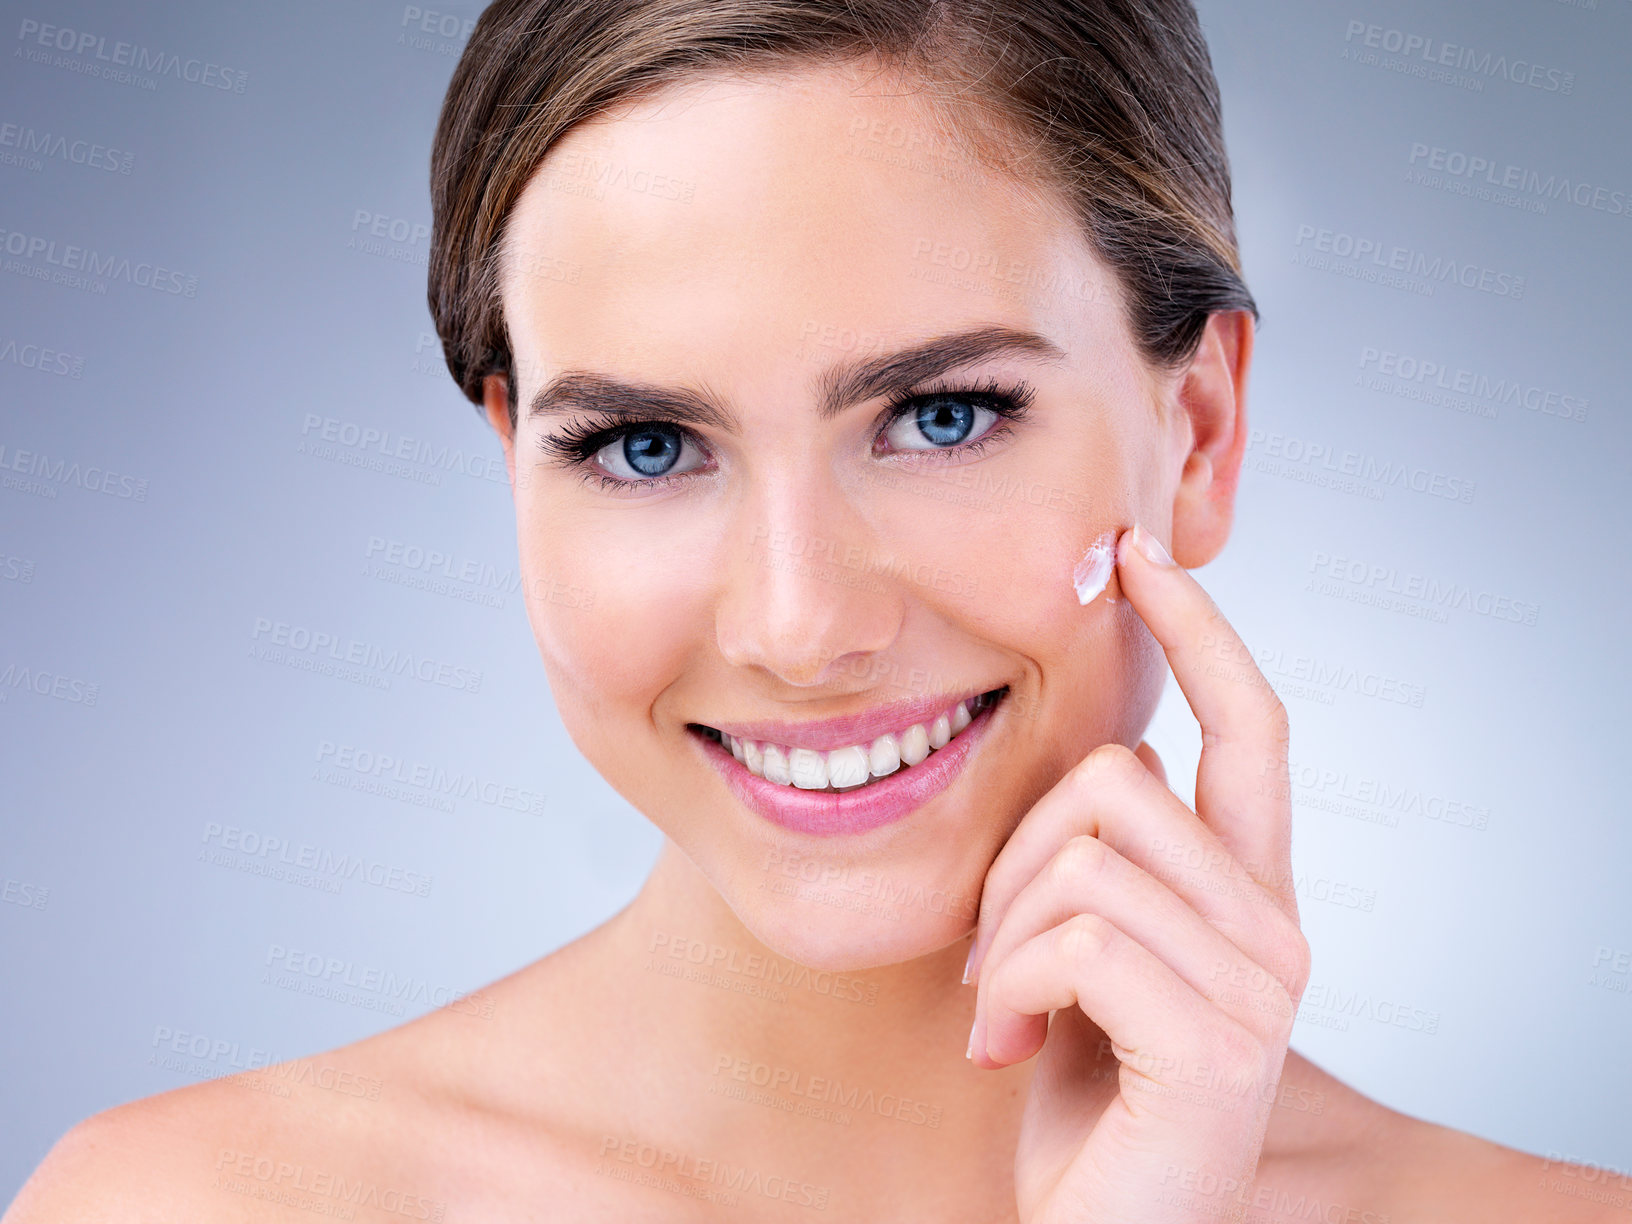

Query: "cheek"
left=851, top=454, right=1161, bottom=761
left=851, top=446, right=1129, bottom=642
left=898, top=510, right=1121, bottom=641
left=956, top=519, right=1157, bottom=725
left=513, top=499, right=716, bottom=718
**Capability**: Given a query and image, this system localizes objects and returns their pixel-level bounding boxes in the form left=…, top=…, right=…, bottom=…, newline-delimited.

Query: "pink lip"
left=704, top=686, right=995, bottom=753
left=693, top=690, right=1005, bottom=837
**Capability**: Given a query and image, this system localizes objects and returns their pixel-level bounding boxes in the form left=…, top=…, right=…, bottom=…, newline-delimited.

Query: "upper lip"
left=700, top=686, right=1001, bottom=753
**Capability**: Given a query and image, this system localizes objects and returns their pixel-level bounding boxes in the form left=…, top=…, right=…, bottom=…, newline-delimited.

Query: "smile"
left=688, top=686, right=1009, bottom=837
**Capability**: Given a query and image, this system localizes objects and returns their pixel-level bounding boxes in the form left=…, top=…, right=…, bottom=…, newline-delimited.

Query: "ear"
left=1168, top=310, right=1253, bottom=569
left=482, top=373, right=517, bottom=489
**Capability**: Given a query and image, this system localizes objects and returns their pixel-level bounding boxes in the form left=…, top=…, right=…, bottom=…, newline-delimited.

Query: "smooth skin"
left=6, top=58, right=1618, bottom=1224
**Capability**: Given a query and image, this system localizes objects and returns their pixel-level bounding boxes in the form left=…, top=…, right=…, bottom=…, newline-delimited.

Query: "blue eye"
left=590, top=423, right=705, bottom=481
left=877, top=377, right=1035, bottom=455
left=883, top=395, right=994, bottom=450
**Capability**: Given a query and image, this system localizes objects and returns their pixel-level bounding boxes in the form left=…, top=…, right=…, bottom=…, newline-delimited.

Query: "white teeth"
left=868, top=733, right=901, bottom=778
left=789, top=748, right=827, bottom=789
left=715, top=692, right=998, bottom=791
left=899, top=723, right=931, bottom=767
left=826, top=745, right=871, bottom=788
left=928, top=713, right=951, bottom=750
left=762, top=743, right=791, bottom=785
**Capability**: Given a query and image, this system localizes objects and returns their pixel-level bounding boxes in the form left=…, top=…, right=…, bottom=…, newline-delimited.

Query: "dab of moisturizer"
left=1072, top=529, right=1118, bottom=606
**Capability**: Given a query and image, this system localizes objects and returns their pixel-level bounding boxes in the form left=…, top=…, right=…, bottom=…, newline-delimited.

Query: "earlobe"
left=1168, top=311, right=1252, bottom=569
left=482, top=373, right=517, bottom=489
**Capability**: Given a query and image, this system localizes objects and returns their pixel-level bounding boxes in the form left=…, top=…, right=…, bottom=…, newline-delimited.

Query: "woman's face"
left=489, top=61, right=1202, bottom=969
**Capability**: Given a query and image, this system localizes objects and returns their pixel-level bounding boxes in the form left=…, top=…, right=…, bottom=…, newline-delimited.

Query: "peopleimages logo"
left=315, top=741, right=546, bottom=816
left=262, top=943, right=493, bottom=1021
left=0, top=338, right=85, bottom=378
left=1407, top=144, right=1629, bottom=218
left=149, top=1024, right=385, bottom=1101
left=249, top=617, right=483, bottom=694
left=298, top=414, right=506, bottom=485
left=0, top=662, right=99, bottom=705
left=200, top=821, right=434, bottom=897
left=710, top=1052, right=944, bottom=1128
left=1299, top=981, right=1440, bottom=1034
left=648, top=931, right=880, bottom=1006
left=1358, top=347, right=1589, bottom=424
left=1341, top=20, right=1576, bottom=94
left=15, top=18, right=249, bottom=92
left=0, top=226, right=198, bottom=296
left=1248, top=428, right=1477, bottom=505
left=1293, top=224, right=1525, bottom=299
left=0, top=121, right=134, bottom=173
left=0, top=443, right=146, bottom=499
left=1272, top=759, right=1492, bottom=832
left=363, top=536, right=521, bottom=598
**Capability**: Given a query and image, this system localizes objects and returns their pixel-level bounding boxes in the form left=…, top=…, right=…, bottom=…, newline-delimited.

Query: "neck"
left=595, top=837, right=1035, bottom=1217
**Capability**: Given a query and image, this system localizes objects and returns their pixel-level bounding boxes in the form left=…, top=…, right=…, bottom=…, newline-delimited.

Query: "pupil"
left=624, top=427, right=681, bottom=476
left=915, top=398, right=975, bottom=446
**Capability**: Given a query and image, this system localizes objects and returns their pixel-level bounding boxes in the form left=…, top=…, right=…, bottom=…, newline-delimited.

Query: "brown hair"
left=428, top=0, right=1257, bottom=427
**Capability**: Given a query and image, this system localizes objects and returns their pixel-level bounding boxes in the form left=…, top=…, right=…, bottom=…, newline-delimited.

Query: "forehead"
left=498, top=63, right=1125, bottom=394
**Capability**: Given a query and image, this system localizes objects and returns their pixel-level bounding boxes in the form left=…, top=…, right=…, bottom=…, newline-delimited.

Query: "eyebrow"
left=525, top=325, right=1067, bottom=429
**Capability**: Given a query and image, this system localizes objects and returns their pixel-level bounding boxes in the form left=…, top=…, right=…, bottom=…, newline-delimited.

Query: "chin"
left=724, top=865, right=978, bottom=974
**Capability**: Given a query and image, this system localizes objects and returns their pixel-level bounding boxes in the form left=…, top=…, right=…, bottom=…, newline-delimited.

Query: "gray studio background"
left=2, top=0, right=1628, bottom=1201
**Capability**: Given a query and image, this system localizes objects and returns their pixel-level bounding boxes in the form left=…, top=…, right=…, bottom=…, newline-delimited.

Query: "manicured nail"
left=962, top=940, right=977, bottom=985
left=1134, top=521, right=1174, bottom=567
left=965, top=1017, right=977, bottom=1060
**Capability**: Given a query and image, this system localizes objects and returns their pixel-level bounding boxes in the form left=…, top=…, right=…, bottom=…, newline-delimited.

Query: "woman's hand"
left=963, top=522, right=1309, bottom=1224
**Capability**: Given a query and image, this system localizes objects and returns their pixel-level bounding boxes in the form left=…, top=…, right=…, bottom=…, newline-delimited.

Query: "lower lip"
left=693, top=693, right=1004, bottom=838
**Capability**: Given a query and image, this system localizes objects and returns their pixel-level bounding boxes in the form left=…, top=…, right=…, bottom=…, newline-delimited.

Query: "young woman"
left=7, top=1, right=1616, bottom=1220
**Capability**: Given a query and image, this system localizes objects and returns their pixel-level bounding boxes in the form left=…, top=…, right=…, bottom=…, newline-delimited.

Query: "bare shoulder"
left=1258, top=1050, right=1625, bottom=1223
left=3, top=1017, right=456, bottom=1223
left=1368, top=1108, right=1627, bottom=1223
left=4, top=923, right=662, bottom=1222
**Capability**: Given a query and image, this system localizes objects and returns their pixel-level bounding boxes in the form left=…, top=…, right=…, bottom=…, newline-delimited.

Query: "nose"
left=715, top=483, right=905, bottom=689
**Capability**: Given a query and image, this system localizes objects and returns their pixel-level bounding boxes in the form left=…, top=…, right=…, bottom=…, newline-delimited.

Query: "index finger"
left=1114, top=522, right=1294, bottom=908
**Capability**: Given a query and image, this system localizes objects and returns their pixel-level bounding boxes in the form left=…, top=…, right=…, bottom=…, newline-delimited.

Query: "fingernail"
left=1134, top=521, right=1174, bottom=567
left=961, top=940, right=977, bottom=985
left=965, top=1017, right=977, bottom=1060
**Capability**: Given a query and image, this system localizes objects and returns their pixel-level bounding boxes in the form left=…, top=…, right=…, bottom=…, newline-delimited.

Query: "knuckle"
left=1051, top=835, right=1110, bottom=888
left=1259, top=905, right=1309, bottom=967
left=1058, top=912, right=1117, bottom=964
left=1074, top=742, right=1144, bottom=790
left=1279, top=928, right=1313, bottom=999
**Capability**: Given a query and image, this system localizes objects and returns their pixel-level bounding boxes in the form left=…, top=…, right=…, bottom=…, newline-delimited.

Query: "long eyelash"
left=534, top=415, right=705, bottom=493
left=532, top=376, right=1037, bottom=490
left=877, top=374, right=1036, bottom=442
left=534, top=413, right=672, bottom=467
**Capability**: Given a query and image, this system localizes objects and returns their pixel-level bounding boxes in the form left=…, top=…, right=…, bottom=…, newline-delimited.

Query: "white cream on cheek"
left=1071, top=529, right=1119, bottom=605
